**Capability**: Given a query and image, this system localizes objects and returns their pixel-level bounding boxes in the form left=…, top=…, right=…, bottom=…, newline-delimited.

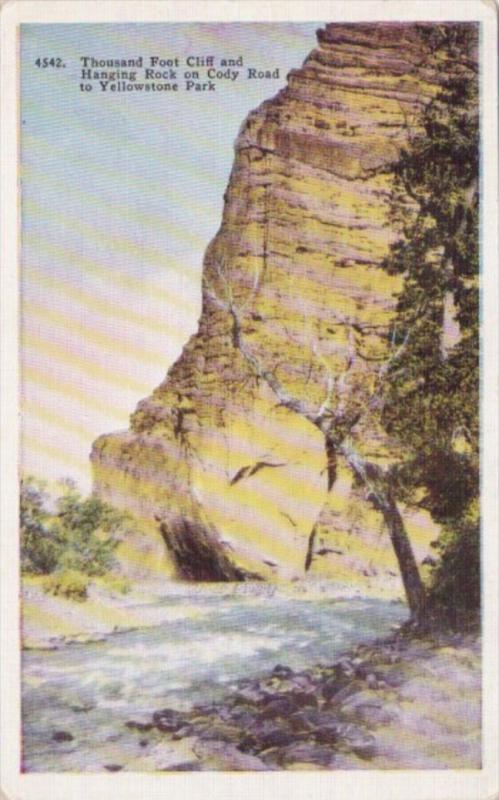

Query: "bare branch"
left=335, top=325, right=357, bottom=418
left=379, top=328, right=411, bottom=381
left=368, top=298, right=429, bottom=413
left=314, top=342, right=337, bottom=420
left=212, top=257, right=234, bottom=307
left=228, top=296, right=317, bottom=423
left=315, top=313, right=360, bottom=423
left=339, top=438, right=386, bottom=509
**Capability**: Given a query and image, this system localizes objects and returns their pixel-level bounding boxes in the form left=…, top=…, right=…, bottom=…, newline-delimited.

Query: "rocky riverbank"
left=125, top=630, right=481, bottom=771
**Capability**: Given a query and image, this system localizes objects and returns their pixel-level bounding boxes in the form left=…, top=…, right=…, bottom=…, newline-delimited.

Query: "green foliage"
left=43, top=569, right=90, bottom=602
left=51, top=482, right=124, bottom=576
left=20, top=477, right=61, bottom=574
left=20, top=476, right=130, bottom=584
left=427, top=502, right=480, bottom=628
left=381, top=25, right=480, bottom=625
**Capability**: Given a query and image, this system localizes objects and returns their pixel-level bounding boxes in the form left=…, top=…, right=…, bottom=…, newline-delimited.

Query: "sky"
left=20, top=22, right=321, bottom=494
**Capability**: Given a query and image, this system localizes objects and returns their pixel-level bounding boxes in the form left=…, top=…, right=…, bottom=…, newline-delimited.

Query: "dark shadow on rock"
left=160, top=516, right=261, bottom=581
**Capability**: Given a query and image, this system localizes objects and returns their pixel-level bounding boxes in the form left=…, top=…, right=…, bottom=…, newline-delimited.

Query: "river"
left=22, top=589, right=407, bottom=771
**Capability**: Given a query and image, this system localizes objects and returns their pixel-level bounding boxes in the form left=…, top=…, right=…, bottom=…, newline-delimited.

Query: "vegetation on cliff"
left=381, top=24, right=479, bottom=627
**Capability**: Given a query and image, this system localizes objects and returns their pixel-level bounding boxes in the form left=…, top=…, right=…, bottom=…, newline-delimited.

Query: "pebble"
left=272, top=664, right=294, bottom=678
left=52, top=730, right=73, bottom=742
left=171, top=725, right=193, bottom=740
left=193, top=740, right=271, bottom=771
left=259, top=696, right=295, bottom=719
left=153, top=709, right=184, bottom=733
left=232, top=686, right=267, bottom=705
left=279, top=741, right=334, bottom=767
left=125, top=719, right=154, bottom=732
left=167, top=761, right=202, bottom=771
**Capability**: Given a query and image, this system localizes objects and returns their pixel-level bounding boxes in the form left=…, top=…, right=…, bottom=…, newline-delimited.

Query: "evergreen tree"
left=381, top=24, right=479, bottom=626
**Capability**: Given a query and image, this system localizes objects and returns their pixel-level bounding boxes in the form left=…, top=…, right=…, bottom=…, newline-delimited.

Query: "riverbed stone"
left=288, top=708, right=323, bottom=732
left=198, top=721, right=244, bottom=744
left=257, top=729, right=296, bottom=751
left=323, top=679, right=362, bottom=705
left=259, top=696, right=296, bottom=719
left=232, top=686, right=268, bottom=705
left=227, top=706, right=258, bottom=727
left=248, top=718, right=296, bottom=749
left=340, top=689, right=382, bottom=710
left=238, top=734, right=258, bottom=753
left=167, top=761, right=202, bottom=771
left=153, top=708, right=185, bottom=733
left=340, top=727, right=377, bottom=760
left=52, top=730, right=74, bottom=742
left=287, top=690, right=319, bottom=710
left=193, top=740, right=271, bottom=771
left=313, top=723, right=342, bottom=745
left=279, top=741, right=335, bottom=768
left=171, top=725, right=194, bottom=740
left=272, top=664, right=294, bottom=678
left=125, top=719, right=154, bottom=732
left=350, top=703, right=397, bottom=727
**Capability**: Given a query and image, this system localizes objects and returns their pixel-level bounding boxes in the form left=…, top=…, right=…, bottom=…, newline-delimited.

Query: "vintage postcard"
left=1, top=2, right=498, bottom=799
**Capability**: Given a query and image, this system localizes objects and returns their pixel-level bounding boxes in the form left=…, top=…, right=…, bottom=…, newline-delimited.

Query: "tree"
left=203, top=25, right=478, bottom=627
left=20, top=477, right=60, bottom=574
left=380, top=24, right=479, bottom=626
left=206, top=259, right=427, bottom=624
left=20, top=477, right=129, bottom=577
left=51, top=482, right=125, bottom=576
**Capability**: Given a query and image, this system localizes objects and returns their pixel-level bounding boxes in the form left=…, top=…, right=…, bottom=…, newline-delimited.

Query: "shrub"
left=52, top=485, right=125, bottom=576
left=43, top=570, right=90, bottom=602
left=20, top=477, right=62, bottom=574
left=427, top=500, right=480, bottom=628
left=20, top=476, right=132, bottom=590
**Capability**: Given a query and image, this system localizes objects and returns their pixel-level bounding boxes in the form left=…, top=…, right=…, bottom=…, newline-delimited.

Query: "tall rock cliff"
left=91, top=23, right=472, bottom=593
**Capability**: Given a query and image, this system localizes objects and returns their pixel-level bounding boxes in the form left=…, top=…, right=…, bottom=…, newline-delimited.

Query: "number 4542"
left=35, top=58, right=65, bottom=68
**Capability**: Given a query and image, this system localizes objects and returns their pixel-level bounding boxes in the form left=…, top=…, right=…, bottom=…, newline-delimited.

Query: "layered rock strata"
left=92, top=23, right=473, bottom=590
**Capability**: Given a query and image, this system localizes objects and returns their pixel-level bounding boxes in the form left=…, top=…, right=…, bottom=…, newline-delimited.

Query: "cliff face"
left=91, top=23, right=462, bottom=592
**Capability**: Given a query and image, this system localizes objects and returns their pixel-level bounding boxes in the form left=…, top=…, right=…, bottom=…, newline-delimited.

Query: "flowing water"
left=22, top=590, right=407, bottom=771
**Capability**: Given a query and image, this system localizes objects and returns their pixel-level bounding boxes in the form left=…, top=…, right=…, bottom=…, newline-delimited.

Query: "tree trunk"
left=339, top=441, right=427, bottom=625
left=378, top=490, right=427, bottom=624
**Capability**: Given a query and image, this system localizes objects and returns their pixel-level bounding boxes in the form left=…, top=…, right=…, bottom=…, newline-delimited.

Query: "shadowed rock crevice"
left=304, top=525, right=317, bottom=572
left=159, top=518, right=261, bottom=582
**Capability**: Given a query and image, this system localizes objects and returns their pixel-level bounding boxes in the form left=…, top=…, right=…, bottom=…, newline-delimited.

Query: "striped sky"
left=20, top=22, right=321, bottom=494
